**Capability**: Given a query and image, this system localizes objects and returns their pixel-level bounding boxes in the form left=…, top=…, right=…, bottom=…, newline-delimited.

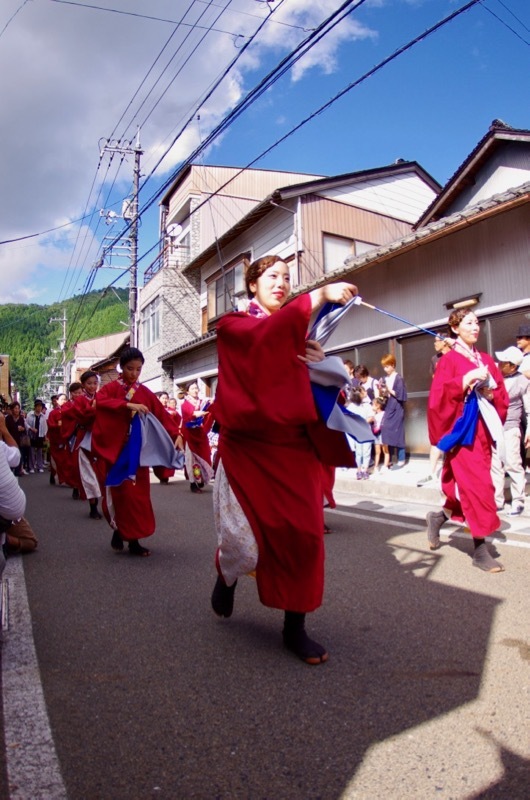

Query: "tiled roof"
left=159, top=329, right=217, bottom=363
left=416, top=120, right=530, bottom=228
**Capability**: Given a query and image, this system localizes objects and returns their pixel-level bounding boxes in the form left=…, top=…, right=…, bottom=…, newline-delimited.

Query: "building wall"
left=324, top=202, right=530, bottom=454
left=165, top=165, right=323, bottom=257
left=0, top=355, right=11, bottom=401
left=201, top=205, right=297, bottom=286
left=138, top=257, right=202, bottom=390
left=299, top=195, right=413, bottom=285
left=320, top=172, right=438, bottom=223
left=445, top=143, right=530, bottom=214
left=326, top=202, right=530, bottom=348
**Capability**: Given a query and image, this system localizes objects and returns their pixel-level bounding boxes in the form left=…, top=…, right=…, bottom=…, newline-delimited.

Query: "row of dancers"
left=40, top=255, right=513, bottom=666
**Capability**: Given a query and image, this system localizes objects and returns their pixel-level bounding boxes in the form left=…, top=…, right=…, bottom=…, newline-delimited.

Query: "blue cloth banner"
left=436, top=390, right=479, bottom=452
left=106, top=413, right=143, bottom=487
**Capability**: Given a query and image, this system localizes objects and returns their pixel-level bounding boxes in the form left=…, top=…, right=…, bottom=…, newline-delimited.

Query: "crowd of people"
left=1, top=258, right=529, bottom=663
left=342, top=356, right=408, bottom=477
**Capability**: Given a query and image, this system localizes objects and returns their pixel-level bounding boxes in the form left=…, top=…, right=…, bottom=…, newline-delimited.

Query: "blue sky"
left=0, top=0, right=528, bottom=306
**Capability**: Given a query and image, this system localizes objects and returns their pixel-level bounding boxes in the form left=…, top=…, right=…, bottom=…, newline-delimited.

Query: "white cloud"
left=0, top=0, right=375, bottom=304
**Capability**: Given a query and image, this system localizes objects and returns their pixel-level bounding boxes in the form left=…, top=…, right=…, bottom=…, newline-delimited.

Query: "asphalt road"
left=1, top=472, right=529, bottom=800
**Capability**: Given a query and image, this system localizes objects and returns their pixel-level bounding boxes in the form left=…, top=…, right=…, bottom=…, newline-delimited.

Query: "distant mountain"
left=0, top=288, right=129, bottom=405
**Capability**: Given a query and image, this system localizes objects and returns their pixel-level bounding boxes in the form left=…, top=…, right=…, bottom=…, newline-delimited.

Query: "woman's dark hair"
left=447, top=308, right=478, bottom=337
left=8, top=401, right=20, bottom=410
left=80, top=370, right=98, bottom=384
left=119, top=347, right=144, bottom=367
left=68, top=382, right=82, bottom=393
left=244, top=255, right=285, bottom=298
left=353, top=364, right=370, bottom=379
left=348, top=388, right=363, bottom=406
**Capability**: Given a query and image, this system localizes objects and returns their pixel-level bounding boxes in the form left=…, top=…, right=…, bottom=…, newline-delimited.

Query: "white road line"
left=2, top=558, right=67, bottom=800
left=326, top=508, right=530, bottom=548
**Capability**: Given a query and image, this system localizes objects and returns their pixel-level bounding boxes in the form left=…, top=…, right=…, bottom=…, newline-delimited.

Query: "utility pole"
left=129, top=131, right=142, bottom=347
left=49, top=308, right=67, bottom=393
left=99, top=131, right=143, bottom=346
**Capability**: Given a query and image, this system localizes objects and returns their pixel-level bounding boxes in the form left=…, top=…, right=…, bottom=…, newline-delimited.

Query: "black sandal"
left=283, top=612, right=329, bottom=665
left=111, top=530, right=124, bottom=551
left=128, top=540, right=151, bottom=557
left=211, top=576, right=237, bottom=617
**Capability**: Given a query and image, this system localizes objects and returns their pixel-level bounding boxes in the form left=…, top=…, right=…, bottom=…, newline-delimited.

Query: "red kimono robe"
left=47, top=406, right=68, bottom=484
left=91, top=381, right=181, bottom=540
left=428, top=348, right=508, bottom=537
left=153, top=407, right=181, bottom=483
left=215, top=294, right=351, bottom=613
left=60, top=393, right=103, bottom=499
left=181, top=397, right=213, bottom=484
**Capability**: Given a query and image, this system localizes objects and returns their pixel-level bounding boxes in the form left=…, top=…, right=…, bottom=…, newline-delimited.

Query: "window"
left=141, top=296, right=160, bottom=349
left=323, top=234, right=375, bottom=273
left=207, top=257, right=248, bottom=321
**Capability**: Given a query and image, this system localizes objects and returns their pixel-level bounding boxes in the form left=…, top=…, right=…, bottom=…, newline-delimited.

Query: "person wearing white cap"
left=491, top=345, right=529, bottom=516
left=515, top=323, right=530, bottom=379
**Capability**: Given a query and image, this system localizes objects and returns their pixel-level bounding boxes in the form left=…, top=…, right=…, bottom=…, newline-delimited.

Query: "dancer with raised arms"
left=211, top=254, right=357, bottom=665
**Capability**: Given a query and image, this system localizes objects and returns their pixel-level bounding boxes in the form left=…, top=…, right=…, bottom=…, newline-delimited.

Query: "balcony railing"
left=143, top=242, right=191, bottom=284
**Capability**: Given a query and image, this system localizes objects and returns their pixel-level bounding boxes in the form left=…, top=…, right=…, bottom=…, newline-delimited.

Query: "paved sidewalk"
left=334, top=455, right=530, bottom=520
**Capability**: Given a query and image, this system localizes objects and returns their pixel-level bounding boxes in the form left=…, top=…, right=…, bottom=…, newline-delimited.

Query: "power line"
left=48, top=0, right=251, bottom=38
left=135, top=1, right=236, bottom=134
left=102, top=0, right=356, bottom=257
left=480, top=0, right=530, bottom=45
left=105, top=0, right=200, bottom=142
left=47, top=0, right=313, bottom=34
left=129, top=0, right=484, bottom=275
left=0, top=0, right=30, bottom=40
left=488, top=0, right=530, bottom=32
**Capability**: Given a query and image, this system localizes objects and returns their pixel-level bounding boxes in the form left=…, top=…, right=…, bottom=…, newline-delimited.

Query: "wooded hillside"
left=0, top=289, right=129, bottom=405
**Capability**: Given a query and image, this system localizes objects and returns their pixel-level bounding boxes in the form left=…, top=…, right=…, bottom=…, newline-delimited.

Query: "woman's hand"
left=127, top=402, right=150, bottom=415
left=479, top=387, right=494, bottom=401
left=298, top=340, right=325, bottom=364
left=324, top=282, right=358, bottom=305
left=463, top=366, right=489, bottom=391
left=174, top=434, right=184, bottom=450
left=309, top=282, right=358, bottom=311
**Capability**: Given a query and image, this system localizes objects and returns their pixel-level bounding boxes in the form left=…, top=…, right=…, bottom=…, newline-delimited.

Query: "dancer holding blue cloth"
left=426, top=308, right=508, bottom=572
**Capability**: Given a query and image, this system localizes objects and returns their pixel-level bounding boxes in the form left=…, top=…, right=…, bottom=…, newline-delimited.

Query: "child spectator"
left=371, top=396, right=387, bottom=473
left=353, top=364, right=380, bottom=401
left=347, top=386, right=374, bottom=479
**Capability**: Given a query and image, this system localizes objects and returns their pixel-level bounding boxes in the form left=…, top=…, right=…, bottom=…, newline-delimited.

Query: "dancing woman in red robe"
left=181, top=382, right=213, bottom=493
left=211, top=255, right=357, bottom=664
left=47, top=393, right=68, bottom=485
left=61, top=371, right=104, bottom=519
left=152, top=391, right=177, bottom=485
left=427, top=308, right=509, bottom=572
left=91, top=348, right=183, bottom=557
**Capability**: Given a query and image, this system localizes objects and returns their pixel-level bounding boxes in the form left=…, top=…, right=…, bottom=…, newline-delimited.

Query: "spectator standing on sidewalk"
left=491, top=346, right=529, bottom=516
left=417, top=334, right=453, bottom=487
left=26, top=399, right=48, bottom=473
left=516, top=324, right=530, bottom=378
left=0, top=414, right=26, bottom=577
left=379, top=354, right=407, bottom=468
left=346, top=386, right=374, bottom=479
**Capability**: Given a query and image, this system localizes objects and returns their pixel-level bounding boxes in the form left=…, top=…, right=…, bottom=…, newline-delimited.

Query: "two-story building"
left=138, top=120, right=530, bottom=454
left=146, top=160, right=440, bottom=392
left=137, top=165, right=325, bottom=392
